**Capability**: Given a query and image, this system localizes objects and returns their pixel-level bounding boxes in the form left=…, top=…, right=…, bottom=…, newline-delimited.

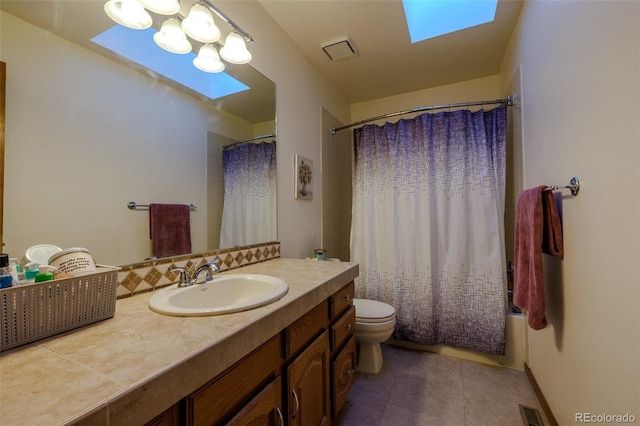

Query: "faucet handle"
left=206, top=258, right=221, bottom=273
left=169, top=266, right=191, bottom=287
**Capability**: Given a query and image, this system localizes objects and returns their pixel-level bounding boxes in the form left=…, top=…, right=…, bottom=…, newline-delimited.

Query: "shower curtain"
left=350, top=107, right=507, bottom=354
left=220, top=141, right=277, bottom=248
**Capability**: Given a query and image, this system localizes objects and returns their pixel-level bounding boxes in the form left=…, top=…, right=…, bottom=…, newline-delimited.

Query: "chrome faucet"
left=169, top=258, right=221, bottom=288
left=194, top=259, right=220, bottom=283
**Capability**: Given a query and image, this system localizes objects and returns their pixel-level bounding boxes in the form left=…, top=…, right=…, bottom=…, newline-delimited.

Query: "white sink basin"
left=149, top=274, right=289, bottom=317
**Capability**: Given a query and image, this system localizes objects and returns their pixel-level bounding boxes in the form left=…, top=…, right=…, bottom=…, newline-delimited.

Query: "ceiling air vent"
left=321, top=37, right=358, bottom=61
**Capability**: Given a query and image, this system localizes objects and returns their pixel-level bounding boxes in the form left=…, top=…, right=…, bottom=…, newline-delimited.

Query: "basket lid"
left=48, top=247, right=93, bottom=263
left=25, top=244, right=62, bottom=265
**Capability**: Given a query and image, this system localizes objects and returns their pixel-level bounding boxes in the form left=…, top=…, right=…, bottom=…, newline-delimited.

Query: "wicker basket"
left=0, top=266, right=119, bottom=352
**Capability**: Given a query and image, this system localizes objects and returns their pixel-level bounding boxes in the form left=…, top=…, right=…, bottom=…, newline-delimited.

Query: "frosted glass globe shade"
left=154, top=19, right=192, bottom=54
left=219, top=33, right=252, bottom=64
left=182, top=4, right=221, bottom=43
left=139, top=0, right=180, bottom=15
left=104, top=0, right=152, bottom=30
left=193, top=44, right=225, bottom=73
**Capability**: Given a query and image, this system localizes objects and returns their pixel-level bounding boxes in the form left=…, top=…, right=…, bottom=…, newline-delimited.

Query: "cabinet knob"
left=345, top=323, right=352, bottom=330
left=343, top=294, right=350, bottom=301
left=344, top=369, right=354, bottom=377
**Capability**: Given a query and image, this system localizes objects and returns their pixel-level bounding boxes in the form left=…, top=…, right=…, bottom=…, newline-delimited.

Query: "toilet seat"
left=354, top=298, right=396, bottom=324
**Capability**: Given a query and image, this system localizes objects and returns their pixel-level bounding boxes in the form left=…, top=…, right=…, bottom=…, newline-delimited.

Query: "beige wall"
left=500, top=1, right=640, bottom=423
left=351, top=74, right=502, bottom=123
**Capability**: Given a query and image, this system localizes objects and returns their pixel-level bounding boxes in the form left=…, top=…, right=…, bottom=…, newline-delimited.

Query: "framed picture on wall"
left=294, top=154, right=313, bottom=200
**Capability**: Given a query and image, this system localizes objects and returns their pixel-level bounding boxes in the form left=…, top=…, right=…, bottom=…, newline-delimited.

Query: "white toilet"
left=353, top=298, right=396, bottom=374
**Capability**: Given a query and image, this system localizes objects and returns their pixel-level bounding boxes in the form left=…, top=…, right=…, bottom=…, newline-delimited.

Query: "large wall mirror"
left=0, top=1, right=276, bottom=266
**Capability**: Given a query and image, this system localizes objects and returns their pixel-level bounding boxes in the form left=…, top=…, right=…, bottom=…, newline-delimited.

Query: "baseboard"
left=524, top=363, right=559, bottom=426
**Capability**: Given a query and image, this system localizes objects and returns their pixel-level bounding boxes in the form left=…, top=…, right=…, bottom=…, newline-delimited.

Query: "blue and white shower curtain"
left=350, top=107, right=507, bottom=354
left=220, top=141, right=277, bottom=248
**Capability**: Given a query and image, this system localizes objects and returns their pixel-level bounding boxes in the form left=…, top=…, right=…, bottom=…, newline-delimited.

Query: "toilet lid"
left=353, top=298, right=395, bottom=320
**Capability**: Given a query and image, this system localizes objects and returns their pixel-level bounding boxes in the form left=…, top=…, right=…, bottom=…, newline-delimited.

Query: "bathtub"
left=388, top=309, right=527, bottom=370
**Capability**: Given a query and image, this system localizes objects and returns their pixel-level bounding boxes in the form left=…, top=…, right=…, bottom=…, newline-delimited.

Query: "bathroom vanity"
left=0, top=258, right=358, bottom=425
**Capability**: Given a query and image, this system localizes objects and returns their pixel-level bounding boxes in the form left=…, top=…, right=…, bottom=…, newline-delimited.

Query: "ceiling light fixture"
left=153, top=18, right=192, bottom=54
left=139, top=0, right=180, bottom=16
left=104, top=0, right=152, bottom=30
left=193, top=44, right=225, bottom=73
left=104, top=0, right=254, bottom=71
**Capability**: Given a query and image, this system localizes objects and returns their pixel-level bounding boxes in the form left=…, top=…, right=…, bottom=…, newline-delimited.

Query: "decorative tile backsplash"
left=116, top=242, right=280, bottom=298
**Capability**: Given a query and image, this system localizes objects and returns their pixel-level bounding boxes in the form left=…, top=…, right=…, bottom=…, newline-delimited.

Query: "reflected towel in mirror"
left=149, top=204, right=192, bottom=258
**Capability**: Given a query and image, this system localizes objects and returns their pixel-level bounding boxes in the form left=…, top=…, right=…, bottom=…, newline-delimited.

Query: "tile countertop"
left=0, top=258, right=359, bottom=426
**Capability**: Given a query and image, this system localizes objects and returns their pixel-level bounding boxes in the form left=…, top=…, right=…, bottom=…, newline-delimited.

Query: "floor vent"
left=519, top=404, right=544, bottom=426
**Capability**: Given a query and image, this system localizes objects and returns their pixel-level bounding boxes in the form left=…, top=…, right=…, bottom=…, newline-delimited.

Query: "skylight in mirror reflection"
left=92, top=25, right=249, bottom=100
left=402, top=0, right=498, bottom=43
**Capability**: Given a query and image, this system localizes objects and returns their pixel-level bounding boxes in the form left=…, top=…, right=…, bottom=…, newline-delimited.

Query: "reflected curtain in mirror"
left=220, top=142, right=277, bottom=248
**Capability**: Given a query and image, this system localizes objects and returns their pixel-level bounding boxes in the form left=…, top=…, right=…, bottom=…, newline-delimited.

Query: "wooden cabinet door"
left=286, top=331, right=330, bottom=426
left=225, top=377, right=284, bottom=426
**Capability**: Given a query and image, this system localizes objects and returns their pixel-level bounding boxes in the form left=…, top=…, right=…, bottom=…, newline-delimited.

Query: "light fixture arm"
left=200, top=0, right=253, bottom=43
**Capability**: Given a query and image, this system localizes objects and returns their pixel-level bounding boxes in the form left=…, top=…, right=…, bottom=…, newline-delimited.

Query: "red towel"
left=149, top=204, right=192, bottom=258
left=513, top=186, right=564, bottom=330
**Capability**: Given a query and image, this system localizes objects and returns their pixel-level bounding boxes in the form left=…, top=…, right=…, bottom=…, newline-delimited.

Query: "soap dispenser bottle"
left=21, top=262, right=39, bottom=285
left=34, top=265, right=56, bottom=283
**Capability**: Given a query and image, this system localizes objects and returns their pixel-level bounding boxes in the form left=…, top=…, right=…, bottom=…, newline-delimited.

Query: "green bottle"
left=34, top=265, right=55, bottom=283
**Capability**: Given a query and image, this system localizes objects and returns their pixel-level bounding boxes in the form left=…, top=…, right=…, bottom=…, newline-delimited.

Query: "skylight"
left=92, top=25, right=249, bottom=101
left=402, top=0, right=498, bottom=43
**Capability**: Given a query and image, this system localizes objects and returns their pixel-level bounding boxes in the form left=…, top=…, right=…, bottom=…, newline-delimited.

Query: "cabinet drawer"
left=188, top=333, right=283, bottom=426
left=144, top=404, right=180, bottom=426
left=224, top=377, right=283, bottom=426
left=331, top=335, right=356, bottom=418
left=331, top=281, right=355, bottom=319
left=331, top=305, right=355, bottom=354
left=286, top=300, right=329, bottom=359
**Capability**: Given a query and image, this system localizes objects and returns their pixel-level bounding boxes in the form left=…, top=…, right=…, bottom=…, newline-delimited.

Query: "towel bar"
left=545, top=176, right=580, bottom=196
left=127, top=201, right=197, bottom=211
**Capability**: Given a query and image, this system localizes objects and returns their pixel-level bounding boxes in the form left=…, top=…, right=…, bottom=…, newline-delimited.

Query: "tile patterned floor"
left=335, top=343, right=549, bottom=426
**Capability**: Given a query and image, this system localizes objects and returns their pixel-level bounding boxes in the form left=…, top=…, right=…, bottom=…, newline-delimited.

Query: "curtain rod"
left=331, top=95, right=517, bottom=135
left=223, top=133, right=276, bottom=150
